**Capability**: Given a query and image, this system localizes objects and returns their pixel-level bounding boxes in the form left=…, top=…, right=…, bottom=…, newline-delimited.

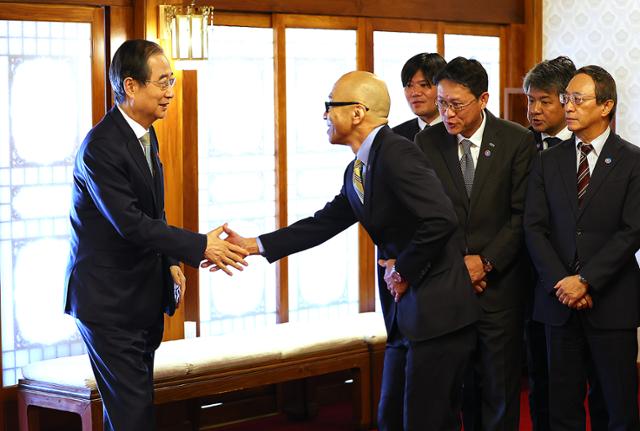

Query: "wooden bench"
left=17, top=312, right=387, bottom=431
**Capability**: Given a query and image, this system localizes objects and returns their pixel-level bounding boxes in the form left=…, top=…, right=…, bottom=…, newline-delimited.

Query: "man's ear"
left=478, top=92, right=489, bottom=110
left=352, top=105, right=366, bottom=125
left=123, top=77, right=138, bottom=99
left=600, top=99, right=614, bottom=119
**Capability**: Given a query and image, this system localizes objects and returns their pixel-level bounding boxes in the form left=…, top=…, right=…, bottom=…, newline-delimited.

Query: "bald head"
left=331, top=71, right=390, bottom=120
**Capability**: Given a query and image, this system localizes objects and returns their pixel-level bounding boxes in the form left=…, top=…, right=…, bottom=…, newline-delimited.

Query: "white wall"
left=543, top=0, right=640, bottom=143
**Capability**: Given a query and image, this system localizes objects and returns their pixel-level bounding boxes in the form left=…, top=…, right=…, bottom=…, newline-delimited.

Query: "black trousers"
left=377, top=324, right=476, bottom=431
left=462, top=305, right=524, bottom=431
left=76, top=316, right=164, bottom=431
left=546, top=312, right=638, bottom=431
left=526, top=317, right=609, bottom=431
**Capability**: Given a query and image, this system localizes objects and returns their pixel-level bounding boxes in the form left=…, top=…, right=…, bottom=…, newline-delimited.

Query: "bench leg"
left=18, top=391, right=41, bottom=431
left=79, top=399, right=103, bottom=431
left=353, top=365, right=371, bottom=430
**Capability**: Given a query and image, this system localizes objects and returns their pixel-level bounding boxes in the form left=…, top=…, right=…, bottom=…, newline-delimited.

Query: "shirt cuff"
left=256, top=236, right=265, bottom=255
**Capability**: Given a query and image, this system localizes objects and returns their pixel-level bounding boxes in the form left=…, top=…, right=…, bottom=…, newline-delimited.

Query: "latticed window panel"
left=0, top=19, right=92, bottom=386
left=285, top=28, right=359, bottom=323
left=198, top=26, right=278, bottom=336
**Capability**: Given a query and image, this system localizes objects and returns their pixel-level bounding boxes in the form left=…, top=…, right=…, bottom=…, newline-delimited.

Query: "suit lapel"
left=578, top=133, right=621, bottom=218
left=438, top=132, right=470, bottom=212
left=110, top=108, right=158, bottom=210
left=362, top=126, right=388, bottom=218
left=468, top=110, right=497, bottom=213
left=149, top=127, right=163, bottom=215
left=558, top=137, right=579, bottom=218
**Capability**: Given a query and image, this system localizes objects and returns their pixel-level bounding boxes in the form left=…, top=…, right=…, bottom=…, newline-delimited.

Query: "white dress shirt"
left=575, top=127, right=610, bottom=175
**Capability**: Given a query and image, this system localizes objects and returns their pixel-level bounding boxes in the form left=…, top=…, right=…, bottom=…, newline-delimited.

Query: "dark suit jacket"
left=530, top=127, right=544, bottom=152
left=392, top=118, right=421, bottom=141
left=260, top=126, right=479, bottom=341
left=416, top=110, right=536, bottom=311
left=524, top=133, right=640, bottom=329
left=65, top=107, right=206, bottom=328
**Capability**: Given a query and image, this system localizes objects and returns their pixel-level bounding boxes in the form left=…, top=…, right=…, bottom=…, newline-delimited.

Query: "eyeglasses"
left=145, top=76, right=177, bottom=91
left=324, top=101, right=370, bottom=113
left=436, top=98, right=477, bottom=113
left=559, top=93, right=597, bottom=105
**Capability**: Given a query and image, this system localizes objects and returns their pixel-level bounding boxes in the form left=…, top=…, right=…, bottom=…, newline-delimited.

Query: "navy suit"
left=259, top=126, right=479, bottom=430
left=65, top=107, right=206, bottom=431
left=416, top=110, right=536, bottom=431
left=392, top=118, right=421, bottom=141
left=525, top=133, right=640, bottom=430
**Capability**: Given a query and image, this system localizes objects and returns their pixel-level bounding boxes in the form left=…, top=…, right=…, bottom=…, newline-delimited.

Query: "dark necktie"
left=544, top=136, right=562, bottom=148
left=577, top=142, right=593, bottom=207
left=460, top=139, right=475, bottom=197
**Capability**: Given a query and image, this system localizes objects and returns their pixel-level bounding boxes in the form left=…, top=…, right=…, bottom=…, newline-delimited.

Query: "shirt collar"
left=418, top=114, right=442, bottom=130
left=575, top=127, right=610, bottom=156
left=356, top=125, right=385, bottom=165
left=117, top=105, right=149, bottom=140
left=456, top=110, right=486, bottom=146
left=541, top=126, right=572, bottom=142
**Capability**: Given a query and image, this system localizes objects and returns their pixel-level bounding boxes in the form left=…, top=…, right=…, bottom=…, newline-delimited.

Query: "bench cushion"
left=21, top=312, right=388, bottom=391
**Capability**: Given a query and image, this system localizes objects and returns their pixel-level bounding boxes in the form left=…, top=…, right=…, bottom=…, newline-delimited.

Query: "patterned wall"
left=543, top=0, right=640, bottom=143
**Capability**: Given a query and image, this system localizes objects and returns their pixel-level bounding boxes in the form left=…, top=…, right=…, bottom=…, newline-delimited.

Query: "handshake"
left=201, top=223, right=259, bottom=275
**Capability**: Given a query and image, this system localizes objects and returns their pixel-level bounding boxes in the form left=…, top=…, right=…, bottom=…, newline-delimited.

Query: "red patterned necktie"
left=577, top=142, right=593, bottom=207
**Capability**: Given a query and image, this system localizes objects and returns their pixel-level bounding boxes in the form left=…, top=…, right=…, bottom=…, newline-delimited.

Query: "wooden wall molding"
left=0, top=0, right=130, bottom=5
left=158, top=0, right=524, bottom=25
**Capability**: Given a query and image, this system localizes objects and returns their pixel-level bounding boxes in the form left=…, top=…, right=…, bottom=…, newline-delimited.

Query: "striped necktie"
left=140, top=132, right=154, bottom=176
left=353, top=158, right=365, bottom=204
left=577, top=142, right=593, bottom=207
left=460, top=139, right=475, bottom=197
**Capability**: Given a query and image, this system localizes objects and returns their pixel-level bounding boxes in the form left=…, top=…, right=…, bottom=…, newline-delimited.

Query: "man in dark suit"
left=65, top=40, right=248, bottom=431
left=415, top=57, right=535, bottom=431
left=522, top=55, right=574, bottom=431
left=220, top=70, right=479, bottom=430
left=392, top=53, right=447, bottom=140
left=523, top=56, right=608, bottom=431
left=525, top=65, right=640, bottom=431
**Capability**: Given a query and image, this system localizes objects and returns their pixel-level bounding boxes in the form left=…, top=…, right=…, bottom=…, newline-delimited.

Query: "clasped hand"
left=378, top=259, right=408, bottom=303
left=201, top=223, right=250, bottom=276
left=464, top=255, right=487, bottom=294
left=554, top=274, right=593, bottom=310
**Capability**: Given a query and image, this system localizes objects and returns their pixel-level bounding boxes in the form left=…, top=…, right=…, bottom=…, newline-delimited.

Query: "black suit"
left=526, top=128, right=608, bottom=431
left=524, top=132, right=640, bottom=431
left=260, top=126, right=479, bottom=430
left=416, top=110, right=536, bottom=431
left=65, top=107, right=206, bottom=431
left=392, top=118, right=421, bottom=141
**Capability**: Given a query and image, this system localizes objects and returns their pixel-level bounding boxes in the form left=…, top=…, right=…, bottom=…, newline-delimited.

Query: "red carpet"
left=217, top=384, right=593, bottom=430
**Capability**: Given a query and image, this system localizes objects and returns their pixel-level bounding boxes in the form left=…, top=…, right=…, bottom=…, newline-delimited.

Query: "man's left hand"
left=554, top=274, right=588, bottom=307
left=378, top=259, right=409, bottom=303
left=170, top=265, right=186, bottom=309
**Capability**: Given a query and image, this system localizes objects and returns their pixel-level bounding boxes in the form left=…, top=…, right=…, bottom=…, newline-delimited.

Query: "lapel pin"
left=604, top=157, right=612, bottom=164
left=484, top=150, right=492, bottom=157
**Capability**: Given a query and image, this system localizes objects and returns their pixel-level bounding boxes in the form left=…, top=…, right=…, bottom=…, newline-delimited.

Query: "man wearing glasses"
left=415, top=56, right=535, bottom=431
left=525, top=66, right=640, bottom=430
left=65, top=40, right=248, bottom=431
left=220, top=70, right=480, bottom=430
